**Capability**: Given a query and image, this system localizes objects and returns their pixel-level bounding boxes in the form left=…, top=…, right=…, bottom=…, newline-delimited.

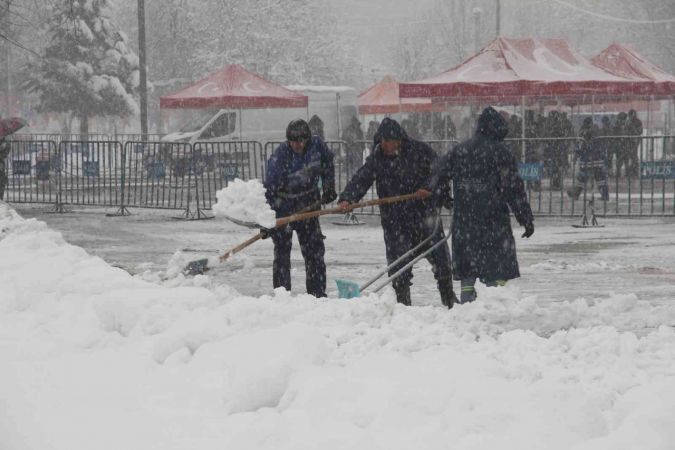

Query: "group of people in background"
left=313, top=107, right=645, bottom=211
left=506, top=109, right=644, bottom=188
left=263, top=107, right=534, bottom=307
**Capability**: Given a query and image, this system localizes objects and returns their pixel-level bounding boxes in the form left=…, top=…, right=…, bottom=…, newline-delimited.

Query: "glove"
left=321, top=187, right=337, bottom=205
left=521, top=222, right=534, bottom=238
left=260, top=227, right=273, bottom=239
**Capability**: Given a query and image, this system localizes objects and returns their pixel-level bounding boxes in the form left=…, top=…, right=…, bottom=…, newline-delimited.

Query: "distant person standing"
left=613, top=112, right=629, bottom=177
left=308, top=114, right=325, bottom=141
left=341, top=115, right=365, bottom=177
left=598, top=116, right=614, bottom=176
left=568, top=117, right=609, bottom=201
left=0, top=138, right=10, bottom=200
left=625, top=109, right=643, bottom=177
left=365, top=120, right=380, bottom=153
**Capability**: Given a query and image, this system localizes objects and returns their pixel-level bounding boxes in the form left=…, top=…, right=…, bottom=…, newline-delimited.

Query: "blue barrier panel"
left=146, top=161, right=166, bottom=179
left=222, top=163, right=238, bottom=181
left=83, top=161, right=99, bottom=177
left=518, top=162, right=543, bottom=181
left=640, top=161, right=675, bottom=179
left=12, top=160, right=31, bottom=175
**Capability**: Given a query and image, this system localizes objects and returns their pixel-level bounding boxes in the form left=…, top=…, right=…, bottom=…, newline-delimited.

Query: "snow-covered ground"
left=2, top=202, right=675, bottom=450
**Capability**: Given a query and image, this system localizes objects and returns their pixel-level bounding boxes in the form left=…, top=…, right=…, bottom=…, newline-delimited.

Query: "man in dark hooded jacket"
left=264, top=119, right=336, bottom=298
left=337, top=118, right=456, bottom=308
left=430, top=107, right=534, bottom=304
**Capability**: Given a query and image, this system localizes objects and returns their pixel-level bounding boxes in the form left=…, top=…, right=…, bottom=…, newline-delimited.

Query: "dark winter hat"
left=476, top=106, right=509, bottom=141
left=286, top=119, right=311, bottom=141
left=375, top=117, right=408, bottom=141
left=582, top=117, right=593, bottom=127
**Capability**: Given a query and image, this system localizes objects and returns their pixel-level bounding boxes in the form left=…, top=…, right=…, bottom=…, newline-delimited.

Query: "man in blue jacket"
left=337, top=118, right=456, bottom=308
left=264, top=119, right=336, bottom=298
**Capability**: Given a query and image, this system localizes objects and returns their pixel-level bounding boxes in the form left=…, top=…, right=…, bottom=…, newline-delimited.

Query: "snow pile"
left=212, top=178, right=276, bottom=228
left=1, top=202, right=675, bottom=450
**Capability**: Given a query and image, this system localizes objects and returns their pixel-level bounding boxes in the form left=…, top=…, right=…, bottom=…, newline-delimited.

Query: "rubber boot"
left=459, top=279, right=477, bottom=304
left=395, top=285, right=411, bottom=306
left=437, top=278, right=456, bottom=309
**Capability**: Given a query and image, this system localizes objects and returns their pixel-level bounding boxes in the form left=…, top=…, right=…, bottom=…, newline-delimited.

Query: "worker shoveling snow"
left=212, top=179, right=276, bottom=229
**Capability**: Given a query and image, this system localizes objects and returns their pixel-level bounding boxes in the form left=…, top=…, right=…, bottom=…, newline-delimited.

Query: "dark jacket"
left=431, top=107, right=533, bottom=281
left=339, top=119, right=438, bottom=243
left=265, top=136, right=335, bottom=216
left=576, top=121, right=605, bottom=167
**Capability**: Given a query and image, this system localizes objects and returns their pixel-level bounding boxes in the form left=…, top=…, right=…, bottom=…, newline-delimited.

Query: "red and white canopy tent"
left=159, top=64, right=309, bottom=135
left=399, top=37, right=655, bottom=106
left=590, top=43, right=675, bottom=125
left=160, top=64, right=308, bottom=109
left=592, top=43, right=675, bottom=98
left=357, top=76, right=436, bottom=115
left=398, top=37, right=670, bottom=138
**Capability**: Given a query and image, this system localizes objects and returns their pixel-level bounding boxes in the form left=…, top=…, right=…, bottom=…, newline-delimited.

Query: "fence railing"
left=2, top=135, right=674, bottom=218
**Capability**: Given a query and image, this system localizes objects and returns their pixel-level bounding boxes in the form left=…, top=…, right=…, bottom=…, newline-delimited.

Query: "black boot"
left=460, top=279, right=477, bottom=304
left=437, top=278, right=456, bottom=309
left=395, top=285, right=411, bottom=306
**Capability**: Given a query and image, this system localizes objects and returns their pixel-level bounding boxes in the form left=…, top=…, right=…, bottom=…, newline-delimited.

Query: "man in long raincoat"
left=337, top=118, right=456, bottom=308
left=264, top=119, right=336, bottom=298
left=430, top=107, right=534, bottom=303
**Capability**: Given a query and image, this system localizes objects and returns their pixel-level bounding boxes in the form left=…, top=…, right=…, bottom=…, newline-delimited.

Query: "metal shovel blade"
left=183, top=258, right=210, bottom=276
left=336, top=279, right=361, bottom=299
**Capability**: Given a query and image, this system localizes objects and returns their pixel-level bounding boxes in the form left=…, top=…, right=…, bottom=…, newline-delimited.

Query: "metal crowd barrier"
left=3, top=135, right=674, bottom=218
left=191, top=141, right=265, bottom=211
left=119, top=141, right=196, bottom=215
left=3, top=140, right=60, bottom=205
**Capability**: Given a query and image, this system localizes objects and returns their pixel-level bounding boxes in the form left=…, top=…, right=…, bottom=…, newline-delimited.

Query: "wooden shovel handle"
left=217, top=193, right=418, bottom=263
left=274, top=193, right=419, bottom=227
left=219, top=232, right=263, bottom=262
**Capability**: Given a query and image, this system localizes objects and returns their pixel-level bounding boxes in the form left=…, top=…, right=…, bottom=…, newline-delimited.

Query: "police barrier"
left=58, top=141, right=125, bottom=207
left=4, top=136, right=675, bottom=217
left=506, top=135, right=675, bottom=216
left=190, top=141, right=265, bottom=211
left=120, top=141, right=195, bottom=212
left=3, top=140, right=60, bottom=205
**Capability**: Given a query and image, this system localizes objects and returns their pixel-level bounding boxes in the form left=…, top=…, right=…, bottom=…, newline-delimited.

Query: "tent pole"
left=306, top=103, right=309, bottom=121
left=521, top=96, right=526, bottom=161
left=238, top=108, right=243, bottom=140
left=336, top=92, right=342, bottom=141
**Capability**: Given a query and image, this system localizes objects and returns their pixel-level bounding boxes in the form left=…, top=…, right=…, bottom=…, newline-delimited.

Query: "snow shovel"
left=184, top=199, right=325, bottom=275
left=183, top=193, right=420, bottom=275
left=336, top=214, right=449, bottom=299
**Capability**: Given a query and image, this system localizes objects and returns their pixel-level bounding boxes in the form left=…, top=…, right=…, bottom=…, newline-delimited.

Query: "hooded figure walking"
left=337, top=118, right=456, bottom=308
left=430, top=107, right=534, bottom=303
left=264, top=119, right=337, bottom=298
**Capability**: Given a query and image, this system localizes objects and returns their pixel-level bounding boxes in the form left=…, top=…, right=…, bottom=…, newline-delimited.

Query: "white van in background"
left=160, top=85, right=357, bottom=145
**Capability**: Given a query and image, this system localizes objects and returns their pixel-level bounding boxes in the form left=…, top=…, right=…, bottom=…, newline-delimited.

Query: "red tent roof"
left=399, top=37, right=650, bottom=100
left=357, top=76, right=434, bottom=114
left=159, top=64, right=308, bottom=109
left=591, top=43, right=675, bottom=96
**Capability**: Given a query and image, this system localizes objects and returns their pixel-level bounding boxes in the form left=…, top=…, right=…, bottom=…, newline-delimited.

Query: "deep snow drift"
left=1, top=202, right=675, bottom=450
